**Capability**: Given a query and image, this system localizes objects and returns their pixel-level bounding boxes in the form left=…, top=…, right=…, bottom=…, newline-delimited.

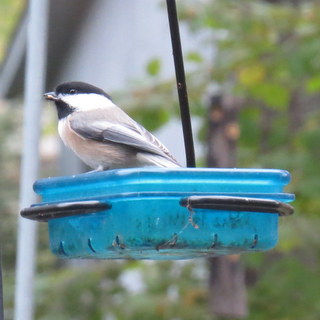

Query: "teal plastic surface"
left=29, top=168, right=294, bottom=259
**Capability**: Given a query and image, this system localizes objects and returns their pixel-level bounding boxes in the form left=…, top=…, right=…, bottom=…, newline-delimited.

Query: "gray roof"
left=0, top=0, right=213, bottom=99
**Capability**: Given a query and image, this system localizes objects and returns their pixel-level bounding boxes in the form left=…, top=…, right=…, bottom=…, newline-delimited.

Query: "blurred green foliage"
left=179, top=0, right=320, bottom=214
left=34, top=260, right=210, bottom=320
left=0, top=101, right=22, bottom=319
left=146, top=58, right=162, bottom=77
left=0, top=0, right=25, bottom=62
left=178, top=1, right=320, bottom=319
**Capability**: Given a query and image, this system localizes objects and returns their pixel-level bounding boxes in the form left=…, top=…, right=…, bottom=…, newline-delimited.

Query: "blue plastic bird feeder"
left=21, top=168, right=294, bottom=259
left=20, top=1, right=294, bottom=260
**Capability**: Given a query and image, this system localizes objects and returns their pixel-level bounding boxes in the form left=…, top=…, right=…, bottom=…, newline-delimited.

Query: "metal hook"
left=88, top=238, right=97, bottom=253
left=166, top=0, right=196, bottom=167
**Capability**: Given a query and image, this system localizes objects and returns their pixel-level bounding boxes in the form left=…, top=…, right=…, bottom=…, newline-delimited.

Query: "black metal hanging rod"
left=166, top=0, right=196, bottom=168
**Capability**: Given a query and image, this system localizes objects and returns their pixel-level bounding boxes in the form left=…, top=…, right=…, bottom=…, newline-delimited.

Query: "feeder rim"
left=33, top=167, right=292, bottom=185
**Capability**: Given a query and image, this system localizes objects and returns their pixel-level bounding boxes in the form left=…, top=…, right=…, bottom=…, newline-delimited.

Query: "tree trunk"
left=288, top=89, right=305, bottom=137
left=206, top=93, right=248, bottom=318
left=208, top=255, right=247, bottom=318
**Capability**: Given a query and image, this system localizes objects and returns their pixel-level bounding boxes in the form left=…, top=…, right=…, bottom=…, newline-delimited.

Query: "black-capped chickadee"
left=44, top=81, right=181, bottom=171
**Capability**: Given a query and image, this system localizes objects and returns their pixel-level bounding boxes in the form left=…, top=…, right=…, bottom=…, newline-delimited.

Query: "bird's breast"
left=57, top=117, right=139, bottom=169
left=58, top=118, right=80, bottom=148
left=58, top=117, right=98, bottom=155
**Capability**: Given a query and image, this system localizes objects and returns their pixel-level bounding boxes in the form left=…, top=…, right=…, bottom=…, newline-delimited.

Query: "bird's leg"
left=85, top=165, right=106, bottom=174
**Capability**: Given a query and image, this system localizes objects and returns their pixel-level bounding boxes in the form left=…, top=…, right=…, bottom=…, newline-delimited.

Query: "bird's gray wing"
left=69, top=110, right=175, bottom=160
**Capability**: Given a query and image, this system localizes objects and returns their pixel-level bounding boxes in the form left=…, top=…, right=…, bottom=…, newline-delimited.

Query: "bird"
left=44, top=81, right=181, bottom=171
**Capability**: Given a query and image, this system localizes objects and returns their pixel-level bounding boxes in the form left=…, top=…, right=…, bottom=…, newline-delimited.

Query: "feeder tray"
left=21, top=168, right=294, bottom=260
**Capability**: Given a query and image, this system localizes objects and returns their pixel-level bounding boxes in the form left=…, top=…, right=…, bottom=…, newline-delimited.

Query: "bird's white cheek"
left=61, top=93, right=115, bottom=111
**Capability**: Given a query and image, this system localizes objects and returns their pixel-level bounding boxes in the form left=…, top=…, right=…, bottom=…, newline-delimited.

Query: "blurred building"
left=0, top=0, right=211, bottom=173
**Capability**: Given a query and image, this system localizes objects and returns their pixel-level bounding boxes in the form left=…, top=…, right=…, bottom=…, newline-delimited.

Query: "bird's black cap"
left=44, top=81, right=113, bottom=120
left=55, top=81, right=112, bottom=100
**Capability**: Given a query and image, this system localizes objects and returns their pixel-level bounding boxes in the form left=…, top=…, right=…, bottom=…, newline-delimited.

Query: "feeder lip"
left=20, top=200, right=111, bottom=222
left=180, top=196, right=294, bottom=217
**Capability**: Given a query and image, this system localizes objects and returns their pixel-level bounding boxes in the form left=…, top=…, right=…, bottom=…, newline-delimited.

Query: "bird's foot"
left=85, top=165, right=106, bottom=174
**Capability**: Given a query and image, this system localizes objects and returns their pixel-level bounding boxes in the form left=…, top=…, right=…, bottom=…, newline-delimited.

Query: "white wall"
left=58, top=0, right=211, bottom=89
left=57, top=0, right=212, bottom=167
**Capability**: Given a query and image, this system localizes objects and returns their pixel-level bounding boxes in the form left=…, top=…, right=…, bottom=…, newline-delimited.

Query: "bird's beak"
left=44, top=92, right=59, bottom=101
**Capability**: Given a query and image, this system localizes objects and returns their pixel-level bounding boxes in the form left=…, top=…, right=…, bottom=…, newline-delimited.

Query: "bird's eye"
left=69, top=89, right=77, bottom=94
